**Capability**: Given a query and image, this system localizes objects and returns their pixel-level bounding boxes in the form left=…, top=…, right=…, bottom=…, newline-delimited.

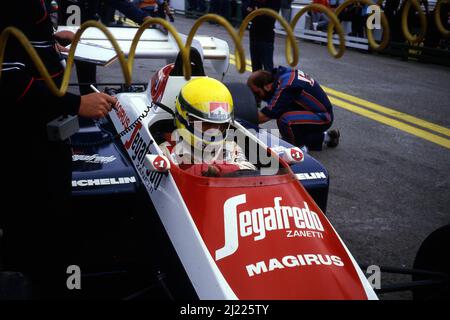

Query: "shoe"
left=326, top=129, right=340, bottom=148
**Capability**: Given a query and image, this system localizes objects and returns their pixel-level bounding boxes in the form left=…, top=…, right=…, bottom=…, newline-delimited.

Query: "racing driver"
left=158, top=77, right=256, bottom=177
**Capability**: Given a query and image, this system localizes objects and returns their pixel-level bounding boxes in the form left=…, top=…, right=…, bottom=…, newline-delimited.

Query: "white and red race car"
left=65, top=27, right=449, bottom=300
left=66, top=44, right=376, bottom=299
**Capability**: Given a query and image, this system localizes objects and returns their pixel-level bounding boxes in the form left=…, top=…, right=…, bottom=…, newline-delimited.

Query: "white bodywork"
left=57, top=26, right=230, bottom=76
left=109, top=76, right=238, bottom=299
left=108, top=74, right=377, bottom=299
left=76, top=25, right=377, bottom=299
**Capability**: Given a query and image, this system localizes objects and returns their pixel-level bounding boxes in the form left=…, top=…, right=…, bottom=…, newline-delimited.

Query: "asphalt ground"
left=70, top=14, right=450, bottom=299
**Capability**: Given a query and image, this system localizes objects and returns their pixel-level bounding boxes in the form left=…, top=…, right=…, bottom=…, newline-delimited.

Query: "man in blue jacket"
left=247, top=66, right=340, bottom=150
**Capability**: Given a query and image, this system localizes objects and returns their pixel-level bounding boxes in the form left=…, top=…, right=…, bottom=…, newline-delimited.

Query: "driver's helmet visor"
left=187, top=114, right=231, bottom=143
left=188, top=115, right=229, bottom=133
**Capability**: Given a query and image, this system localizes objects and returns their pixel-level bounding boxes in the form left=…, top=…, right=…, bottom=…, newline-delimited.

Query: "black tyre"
left=412, top=224, right=450, bottom=300
left=224, top=82, right=258, bottom=125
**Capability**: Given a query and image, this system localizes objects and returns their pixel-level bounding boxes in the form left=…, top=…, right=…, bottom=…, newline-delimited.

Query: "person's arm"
left=1, top=64, right=116, bottom=121
left=107, top=0, right=151, bottom=25
left=258, top=84, right=296, bottom=123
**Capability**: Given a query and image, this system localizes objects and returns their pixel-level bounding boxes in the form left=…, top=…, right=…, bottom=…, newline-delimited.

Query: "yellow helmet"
left=174, top=77, right=234, bottom=149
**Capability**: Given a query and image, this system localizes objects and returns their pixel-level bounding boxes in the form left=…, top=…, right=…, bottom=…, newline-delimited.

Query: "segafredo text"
left=215, top=195, right=324, bottom=261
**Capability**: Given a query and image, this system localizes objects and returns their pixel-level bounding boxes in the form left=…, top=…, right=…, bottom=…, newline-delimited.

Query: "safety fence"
left=1, top=1, right=449, bottom=97
left=186, top=0, right=449, bottom=64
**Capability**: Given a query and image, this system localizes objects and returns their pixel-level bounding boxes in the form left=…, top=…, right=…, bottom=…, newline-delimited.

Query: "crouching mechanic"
left=247, top=66, right=340, bottom=151
left=158, top=77, right=256, bottom=177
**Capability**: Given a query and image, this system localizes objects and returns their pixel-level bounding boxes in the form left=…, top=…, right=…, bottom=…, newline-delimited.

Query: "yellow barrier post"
left=186, top=14, right=246, bottom=75
left=129, top=17, right=186, bottom=79
left=435, top=0, right=450, bottom=38
left=401, top=0, right=427, bottom=43
left=238, top=8, right=299, bottom=69
left=291, top=4, right=346, bottom=58
left=334, top=0, right=390, bottom=51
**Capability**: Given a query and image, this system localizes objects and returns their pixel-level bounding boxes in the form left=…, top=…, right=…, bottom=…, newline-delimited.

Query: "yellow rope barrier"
left=435, top=0, right=450, bottom=38
left=238, top=8, right=299, bottom=69
left=0, top=19, right=185, bottom=96
left=401, top=0, right=427, bottom=43
left=334, top=0, right=390, bottom=51
left=291, top=4, right=346, bottom=58
left=130, top=18, right=187, bottom=79
left=186, top=14, right=246, bottom=74
left=4, top=5, right=443, bottom=96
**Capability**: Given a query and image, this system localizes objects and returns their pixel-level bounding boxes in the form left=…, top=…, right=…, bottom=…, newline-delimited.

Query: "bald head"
left=247, top=70, right=275, bottom=102
left=247, top=70, right=274, bottom=88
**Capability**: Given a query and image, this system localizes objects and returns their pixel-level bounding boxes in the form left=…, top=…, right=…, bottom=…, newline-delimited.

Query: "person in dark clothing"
left=156, top=0, right=175, bottom=22
left=209, top=0, right=227, bottom=17
left=383, top=0, right=403, bottom=42
left=241, top=0, right=251, bottom=21
left=89, top=0, right=152, bottom=25
left=280, top=0, right=293, bottom=23
left=0, top=0, right=116, bottom=299
left=248, top=0, right=281, bottom=72
left=247, top=66, right=340, bottom=150
left=188, top=0, right=206, bottom=13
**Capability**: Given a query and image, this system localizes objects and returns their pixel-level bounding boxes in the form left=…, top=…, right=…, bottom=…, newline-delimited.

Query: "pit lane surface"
left=77, top=15, right=450, bottom=299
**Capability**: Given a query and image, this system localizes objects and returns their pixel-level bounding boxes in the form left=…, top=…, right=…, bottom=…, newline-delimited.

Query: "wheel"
left=224, top=82, right=258, bottom=126
left=412, top=224, right=450, bottom=300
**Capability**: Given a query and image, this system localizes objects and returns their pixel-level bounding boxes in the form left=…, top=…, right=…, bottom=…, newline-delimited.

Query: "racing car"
left=1, top=26, right=448, bottom=300
left=61, top=26, right=380, bottom=297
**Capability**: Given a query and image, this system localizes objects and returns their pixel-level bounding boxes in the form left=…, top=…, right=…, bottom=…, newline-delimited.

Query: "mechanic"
left=0, top=0, right=117, bottom=299
left=247, top=66, right=340, bottom=151
left=158, top=77, right=256, bottom=177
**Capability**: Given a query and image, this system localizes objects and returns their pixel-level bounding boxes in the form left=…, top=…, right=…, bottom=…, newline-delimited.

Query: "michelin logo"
left=296, top=172, right=327, bottom=181
left=72, top=176, right=136, bottom=187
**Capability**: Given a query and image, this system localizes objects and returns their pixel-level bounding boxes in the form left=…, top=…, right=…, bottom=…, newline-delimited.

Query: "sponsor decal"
left=115, top=103, right=131, bottom=129
left=208, top=102, right=229, bottom=121
left=125, top=122, right=152, bottom=163
left=124, top=123, right=163, bottom=193
left=290, top=148, right=303, bottom=162
left=72, top=176, right=136, bottom=188
left=246, top=253, right=344, bottom=277
left=295, top=172, right=327, bottom=181
left=216, top=195, right=324, bottom=261
left=152, top=155, right=169, bottom=172
left=72, top=154, right=116, bottom=164
left=151, top=64, right=172, bottom=102
left=297, top=70, right=315, bottom=86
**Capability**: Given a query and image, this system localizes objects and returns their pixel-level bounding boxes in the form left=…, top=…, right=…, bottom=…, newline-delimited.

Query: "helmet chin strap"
left=152, top=101, right=175, bottom=117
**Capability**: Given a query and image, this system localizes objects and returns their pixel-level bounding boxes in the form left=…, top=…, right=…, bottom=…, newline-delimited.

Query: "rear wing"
left=57, top=26, right=230, bottom=77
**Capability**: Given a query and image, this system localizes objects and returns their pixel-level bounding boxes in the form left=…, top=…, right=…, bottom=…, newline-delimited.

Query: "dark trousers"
left=277, top=113, right=332, bottom=150
left=282, top=123, right=331, bottom=151
left=241, top=0, right=250, bottom=20
left=250, top=41, right=274, bottom=72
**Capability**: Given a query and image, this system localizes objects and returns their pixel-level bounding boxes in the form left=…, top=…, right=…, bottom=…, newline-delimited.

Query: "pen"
left=90, top=84, right=117, bottom=111
left=90, top=84, right=100, bottom=93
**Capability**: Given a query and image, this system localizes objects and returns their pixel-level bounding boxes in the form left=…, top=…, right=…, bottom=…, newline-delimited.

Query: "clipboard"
left=62, top=41, right=119, bottom=66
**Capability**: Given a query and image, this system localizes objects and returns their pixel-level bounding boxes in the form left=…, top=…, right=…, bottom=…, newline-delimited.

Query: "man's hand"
left=79, top=93, right=117, bottom=119
left=54, top=30, right=75, bottom=47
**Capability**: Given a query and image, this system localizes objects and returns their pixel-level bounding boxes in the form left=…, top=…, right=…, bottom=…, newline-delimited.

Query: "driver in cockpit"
left=158, top=77, right=256, bottom=177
